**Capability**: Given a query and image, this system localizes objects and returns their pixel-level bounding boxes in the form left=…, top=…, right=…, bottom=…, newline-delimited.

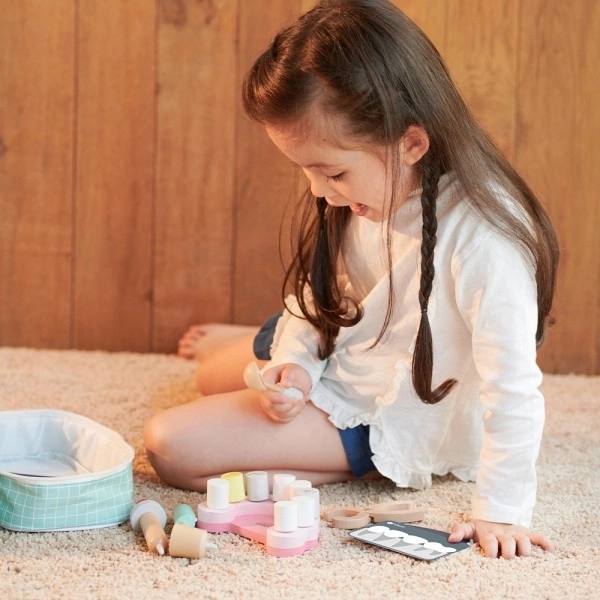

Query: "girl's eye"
left=327, top=173, right=344, bottom=182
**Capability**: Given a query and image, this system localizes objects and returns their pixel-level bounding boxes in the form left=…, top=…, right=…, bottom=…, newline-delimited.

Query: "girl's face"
left=266, top=122, right=421, bottom=222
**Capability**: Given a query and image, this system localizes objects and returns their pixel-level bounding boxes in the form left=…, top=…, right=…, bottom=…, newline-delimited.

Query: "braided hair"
left=413, top=158, right=458, bottom=403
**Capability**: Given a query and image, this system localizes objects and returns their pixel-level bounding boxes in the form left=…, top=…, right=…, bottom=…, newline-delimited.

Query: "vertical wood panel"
left=444, top=0, right=518, bottom=160
left=300, top=0, right=317, bottom=13
left=233, top=2, right=302, bottom=325
left=517, top=0, right=600, bottom=374
left=394, top=0, right=447, bottom=54
left=153, top=0, right=238, bottom=352
left=0, top=1, right=74, bottom=348
left=74, top=0, right=156, bottom=351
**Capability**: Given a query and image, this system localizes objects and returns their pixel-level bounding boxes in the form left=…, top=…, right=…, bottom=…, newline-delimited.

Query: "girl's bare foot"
left=177, top=323, right=260, bottom=361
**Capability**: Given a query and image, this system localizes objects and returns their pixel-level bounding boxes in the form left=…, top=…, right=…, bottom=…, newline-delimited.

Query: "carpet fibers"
left=0, top=348, right=598, bottom=599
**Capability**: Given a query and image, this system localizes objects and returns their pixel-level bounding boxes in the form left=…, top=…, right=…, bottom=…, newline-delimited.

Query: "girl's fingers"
left=528, top=531, right=555, bottom=552
left=450, top=520, right=555, bottom=558
left=448, top=522, right=475, bottom=543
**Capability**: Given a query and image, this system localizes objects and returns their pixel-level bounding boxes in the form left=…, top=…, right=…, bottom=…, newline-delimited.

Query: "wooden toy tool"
left=243, top=362, right=303, bottom=400
left=324, top=502, right=425, bottom=529
left=130, top=500, right=169, bottom=555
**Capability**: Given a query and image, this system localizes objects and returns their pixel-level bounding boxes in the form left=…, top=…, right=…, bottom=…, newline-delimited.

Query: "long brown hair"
left=242, top=0, right=559, bottom=404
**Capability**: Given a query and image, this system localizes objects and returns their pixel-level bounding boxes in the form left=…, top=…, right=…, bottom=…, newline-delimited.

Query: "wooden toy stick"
left=130, top=500, right=169, bottom=555
left=169, top=523, right=217, bottom=559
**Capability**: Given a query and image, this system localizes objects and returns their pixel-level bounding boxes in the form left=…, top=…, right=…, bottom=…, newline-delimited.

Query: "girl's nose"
left=304, top=170, right=329, bottom=198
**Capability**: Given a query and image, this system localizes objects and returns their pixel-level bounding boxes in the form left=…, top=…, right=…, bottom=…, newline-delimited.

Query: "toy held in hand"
left=243, top=362, right=303, bottom=400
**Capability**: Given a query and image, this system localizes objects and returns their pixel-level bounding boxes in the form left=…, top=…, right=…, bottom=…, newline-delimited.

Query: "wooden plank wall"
left=0, top=0, right=598, bottom=374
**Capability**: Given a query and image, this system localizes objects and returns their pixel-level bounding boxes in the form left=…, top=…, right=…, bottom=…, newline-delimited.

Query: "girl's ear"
left=400, top=125, right=430, bottom=165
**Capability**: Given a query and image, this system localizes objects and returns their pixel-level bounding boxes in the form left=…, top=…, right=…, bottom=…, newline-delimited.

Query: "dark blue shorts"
left=253, top=313, right=377, bottom=478
left=338, top=423, right=377, bottom=477
left=252, top=312, right=282, bottom=360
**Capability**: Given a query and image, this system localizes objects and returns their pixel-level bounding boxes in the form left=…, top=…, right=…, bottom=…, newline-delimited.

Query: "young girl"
left=144, top=0, right=559, bottom=559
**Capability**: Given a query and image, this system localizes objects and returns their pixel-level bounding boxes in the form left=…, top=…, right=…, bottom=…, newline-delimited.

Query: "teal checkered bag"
left=0, top=410, right=134, bottom=531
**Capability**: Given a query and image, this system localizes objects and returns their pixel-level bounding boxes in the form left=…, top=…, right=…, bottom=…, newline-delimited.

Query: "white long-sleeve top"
left=267, top=174, right=544, bottom=527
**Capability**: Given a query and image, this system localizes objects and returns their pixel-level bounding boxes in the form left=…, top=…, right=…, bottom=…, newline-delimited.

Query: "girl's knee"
left=143, top=414, right=183, bottom=486
left=143, top=414, right=167, bottom=463
left=143, top=410, right=213, bottom=491
left=143, top=412, right=184, bottom=468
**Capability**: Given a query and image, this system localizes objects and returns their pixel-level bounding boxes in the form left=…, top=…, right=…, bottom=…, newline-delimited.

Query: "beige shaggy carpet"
left=0, top=347, right=598, bottom=599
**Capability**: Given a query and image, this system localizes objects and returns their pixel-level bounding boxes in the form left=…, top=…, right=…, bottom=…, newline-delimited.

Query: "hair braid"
left=412, top=161, right=458, bottom=404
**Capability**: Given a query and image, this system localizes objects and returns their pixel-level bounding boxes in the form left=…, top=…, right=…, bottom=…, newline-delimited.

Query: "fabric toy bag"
left=0, top=409, right=135, bottom=531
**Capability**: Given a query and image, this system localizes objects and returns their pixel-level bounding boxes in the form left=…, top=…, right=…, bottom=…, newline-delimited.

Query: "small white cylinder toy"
left=288, top=480, right=312, bottom=498
left=295, top=487, right=320, bottom=520
left=273, top=500, right=298, bottom=533
left=272, top=473, right=296, bottom=501
left=245, top=471, right=270, bottom=501
left=206, top=478, right=230, bottom=510
left=292, top=495, right=315, bottom=527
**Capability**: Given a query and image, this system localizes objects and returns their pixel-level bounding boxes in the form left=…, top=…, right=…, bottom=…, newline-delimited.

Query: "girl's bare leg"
left=143, top=389, right=354, bottom=491
left=194, top=332, right=264, bottom=395
left=178, top=323, right=259, bottom=361
left=177, top=324, right=262, bottom=395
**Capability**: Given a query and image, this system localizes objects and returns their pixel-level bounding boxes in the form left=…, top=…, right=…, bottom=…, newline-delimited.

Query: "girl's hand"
left=448, top=519, right=554, bottom=558
left=258, top=363, right=312, bottom=424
